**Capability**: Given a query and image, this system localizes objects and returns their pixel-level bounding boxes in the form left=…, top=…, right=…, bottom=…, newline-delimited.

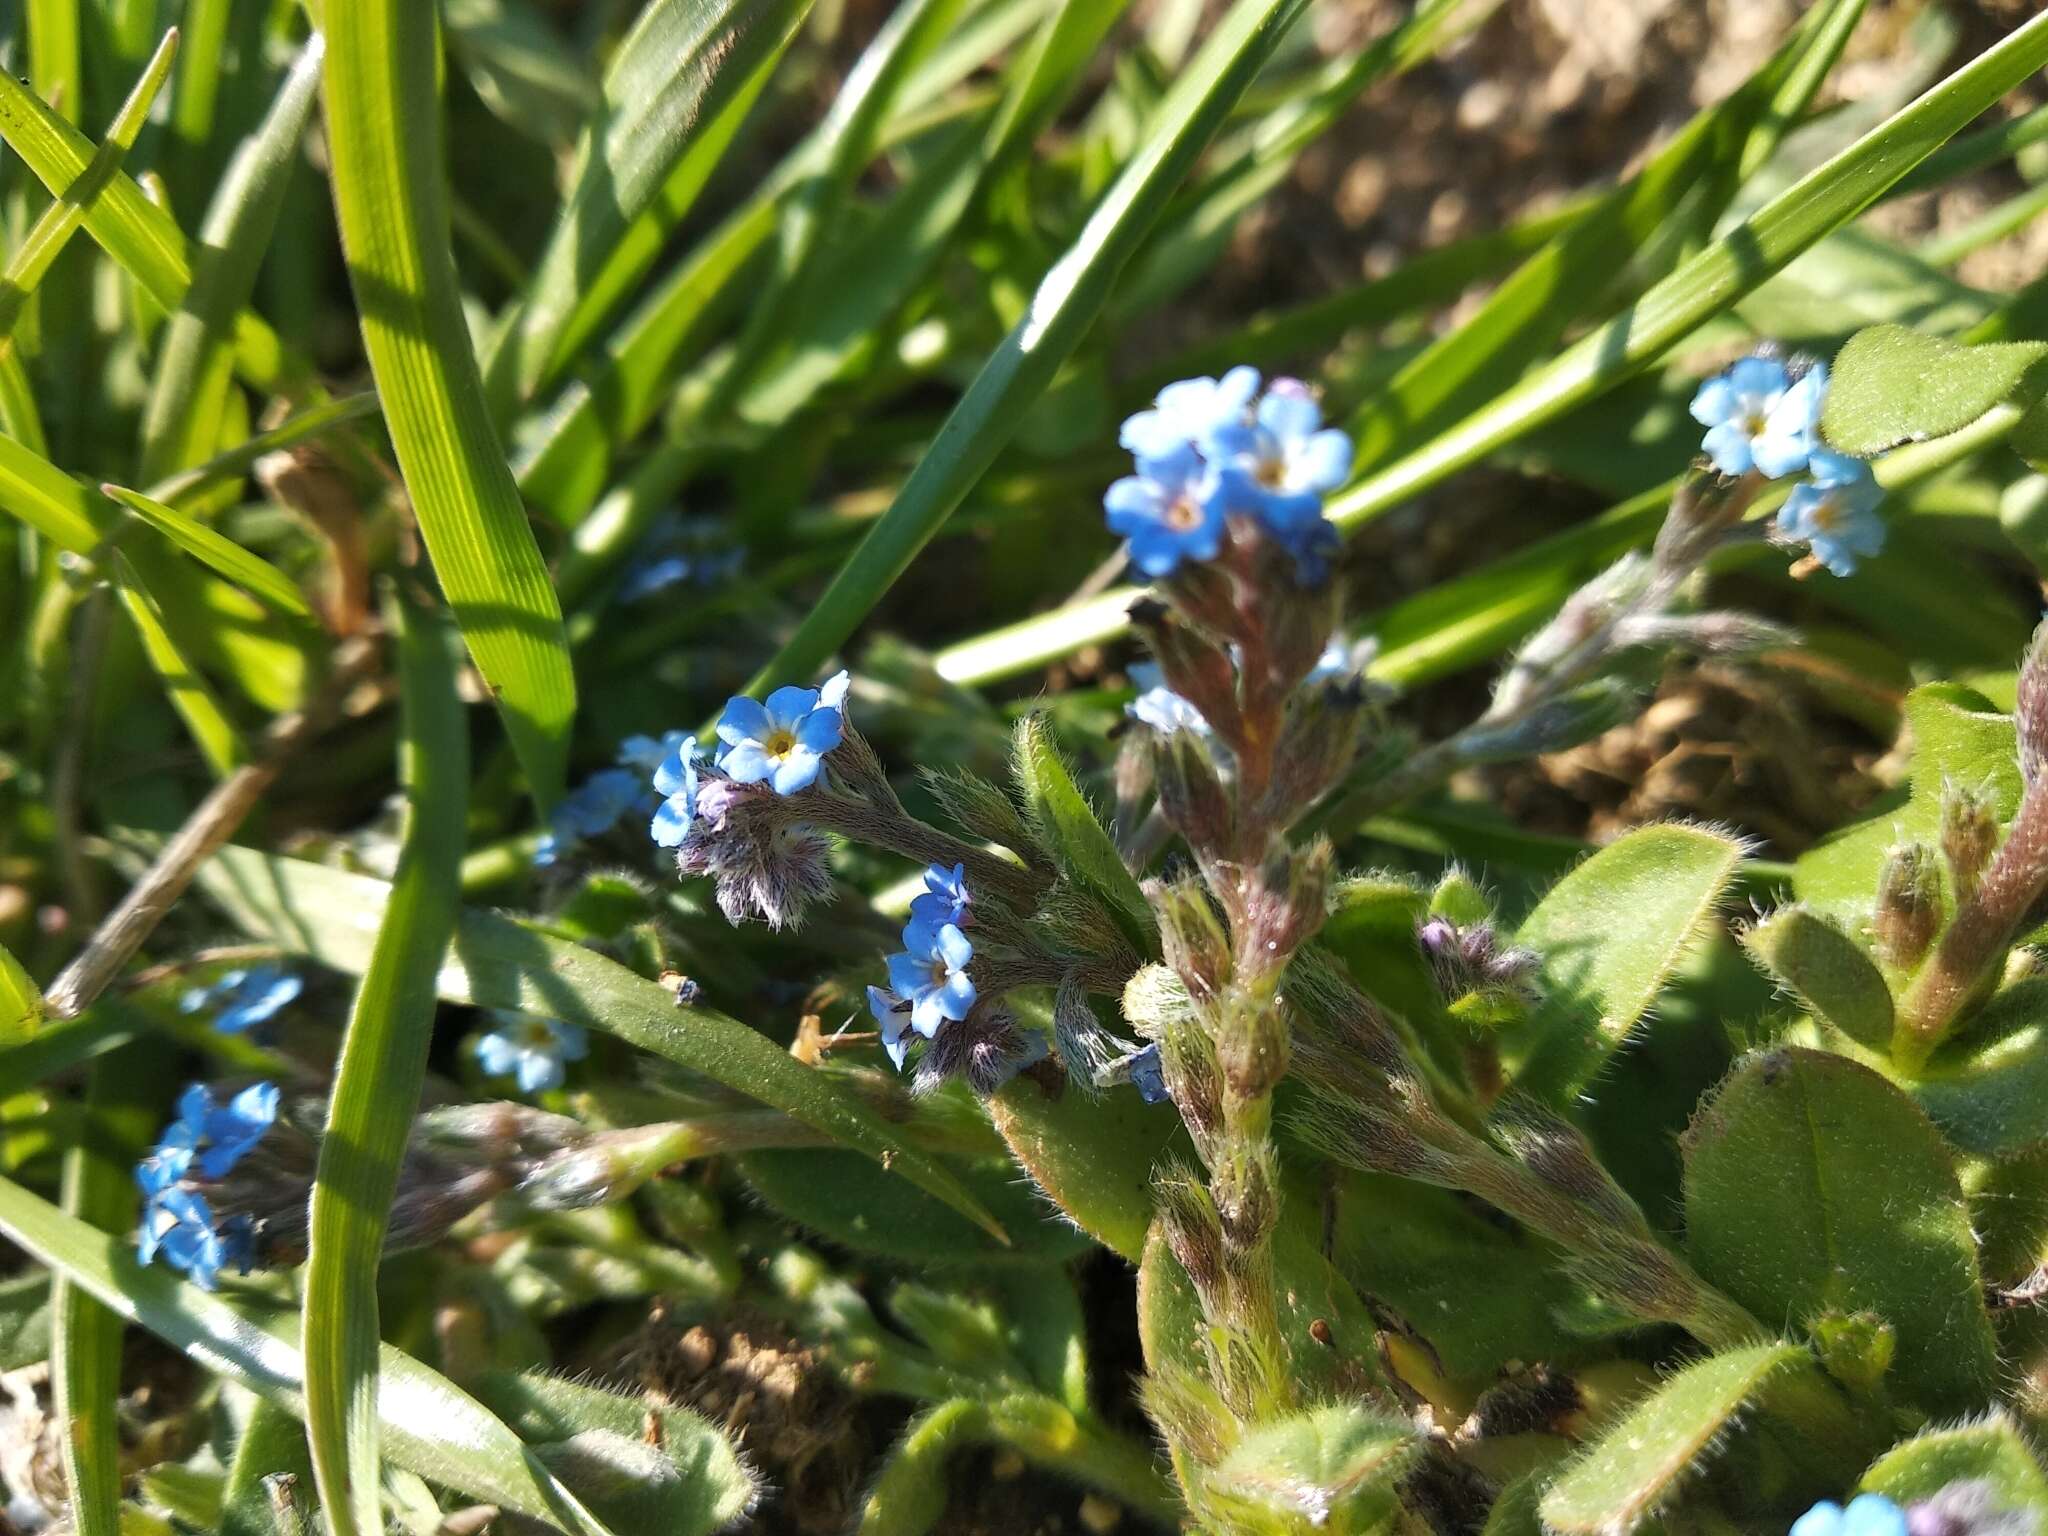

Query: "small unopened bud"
left=1259, top=680, right=1368, bottom=827
left=1214, top=992, right=1291, bottom=1105
left=1155, top=1164, right=1227, bottom=1309
left=1129, top=600, right=1242, bottom=741
left=2020, top=617, right=2048, bottom=789
left=1150, top=730, right=1232, bottom=855
left=1209, top=1138, right=1280, bottom=1253
left=1417, top=915, right=1539, bottom=1015
left=1147, top=876, right=1232, bottom=996
left=1264, top=568, right=1345, bottom=693
left=1906, top=1480, right=2038, bottom=1536
left=1875, top=842, right=1944, bottom=969
left=1428, top=868, right=1492, bottom=928
left=1494, top=556, right=1652, bottom=715
left=1941, top=779, right=2002, bottom=905
left=912, top=1005, right=1045, bottom=1097
left=1239, top=837, right=1333, bottom=982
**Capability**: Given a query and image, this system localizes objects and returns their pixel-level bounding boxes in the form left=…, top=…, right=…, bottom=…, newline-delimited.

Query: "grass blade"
left=103, top=483, right=313, bottom=620
left=0, top=1174, right=619, bottom=1535
left=191, top=845, right=1009, bottom=1243
left=735, top=0, right=1314, bottom=700
left=322, top=0, right=576, bottom=805
left=493, top=0, right=815, bottom=406
left=0, top=68, right=299, bottom=393
left=110, top=551, right=251, bottom=776
left=27, top=0, right=82, bottom=124
left=140, top=36, right=325, bottom=482
left=0, top=27, right=178, bottom=345
left=303, top=593, right=467, bottom=1536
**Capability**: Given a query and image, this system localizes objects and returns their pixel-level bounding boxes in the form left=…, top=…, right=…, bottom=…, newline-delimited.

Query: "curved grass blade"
left=103, top=484, right=313, bottom=620
left=322, top=0, right=575, bottom=805
left=0, top=67, right=298, bottom=393
left=110, top=550, right=251, bottom=776
left=191, top=845, right=1009, bottom=1243
left=0, top=27, right=178, bottom=345
left=493, top=0, right=814, bottom=407
left=140, top=36, right=324, bottom=483
left=0, top=1174, right=618, bottom=1535
left=303, top=594, right=467, bottom=1536
left=734, top=0, right=1315, bottom=702
left=146, top=391, right=381, bottom=511
left=925, top=10, right=2048, bottom=677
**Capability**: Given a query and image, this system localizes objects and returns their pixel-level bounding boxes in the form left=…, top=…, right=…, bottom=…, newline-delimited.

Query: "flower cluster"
left=868, top=864, right=977, bottom=1070
left=179, top=966, right=300, bottom=1036
left=1690, top=354, right=1883, bottom=576
left=135, top=1083, right=279, bottom=1289
left=475, top=1012, right=589, bottom=1093
left=1105, top=368, right=1350, bottom=583
left=642, top=673, right=852, bottom=928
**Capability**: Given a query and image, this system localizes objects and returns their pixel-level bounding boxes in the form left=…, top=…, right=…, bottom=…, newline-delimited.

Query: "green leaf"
left=467, top=1371, right=757, bottom=1535
left=732, top=0, right=1312, bottom=701
left=110, top=550, right=250, bottom=777
left=0, top=936, right=41, bottom=1047
left=858, top=1398, right=987, bottom=1536
left=191, top=845, right=1006, bottom=1242
left=988, top=1067, right=1184, bottom=1262
left=1204, top=1404, right=1417, bottom=1534
left=494, top=0, right=815, bottom=404
left=1681, top=1047, right=1998, bottom=1419
left=1857, top=1414, right=2048, bottom=1513
left=0, top=1271, right=51, bottom=1370
left=738, top=1141, right=1090, bottom=1267
left=1911, top=978, right=2048, bottom=1158
left=0, top=1173, right=618, bottom=1535
left=322, top=0, right=576, bottom=805
left=303, top=594, right=468, bottom=1536
left=102, top=483, right=312, bottom=620
left=219, top=1397, right=315, bottom=1536
left=1539, top=1342, right=1808, bottom=1536
left=1509, top=824, right=1746, bottom=1100
left=1821, top=322, right=2048, bottom=457
left=138, top=36, right=324, bottom=483
left=1740, top=906, right=1894, bottom=1051
left=1012, top=713, right=1153, bottom=949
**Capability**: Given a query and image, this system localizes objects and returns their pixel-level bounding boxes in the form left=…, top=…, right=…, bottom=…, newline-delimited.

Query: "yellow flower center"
left=1164, top=495, right=1203, bottom=530
left=764, top=727, right=798, bottom=757
left=518, top=1021, right=555, bottom=1049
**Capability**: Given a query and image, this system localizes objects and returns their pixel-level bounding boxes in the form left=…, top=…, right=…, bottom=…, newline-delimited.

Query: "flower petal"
left=716, top=695, right=772, bottom=746
left=769, top=748, right=823, bottom=795
left=796, top=706, right=844, bottom=755
left=763, top=684, right=821, bottom=729
left=721, top=741, right=773, bottom=784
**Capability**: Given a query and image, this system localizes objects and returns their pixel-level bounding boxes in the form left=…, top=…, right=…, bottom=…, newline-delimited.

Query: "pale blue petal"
left=1257, top=386, right=1321, bottom=443
left=716, top=695, right=772, bottom=746
left=769, top=748, right=823, bottom=795
left=796, top=707, right=844, bottom=754
left=1689, top=376, right=1736, bottom=426
left=1700, top=421, right=1754, bottom=476
left=817, top=670, right=851, bottom=711
left=551, top=1021, right=589, bottom=1061
left=722, top=741, right=773, bottom=784
left=936, top=923, right=973, bottom=971
left=516, top=1051, right=565, bottom=1094
left=1750, top=427, right=1812, bottom=480
left=651, top=796, right=693, bottom=847
left=1294, top=429, right=1352, bottom=491
left=763, top=684, right=821, bottom=729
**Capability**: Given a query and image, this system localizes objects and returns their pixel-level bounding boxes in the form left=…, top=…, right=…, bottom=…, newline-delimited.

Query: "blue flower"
left=180, top=967, right=301, bottom=1035
left=618, top=730, right=692, bottom=774
left=1104, top=445, right=1228, bottom=579
left=1212, top=379, right=1353, bottom=522
left=1128, top=1043, right=1169, bottom=1104
left=868, top=984, right=915, bottom=1070
left=885, top=920, right=977, bottom=1039
left=1120, top=366, right=1261, bottom=461
left=1309, top=636, right=1354, bottom=682
left=475, top=1013, right=589, bottom=1093
left=1776, top=449, right=1884, bottom=576
left=535, top=766, right=650, bottom=865
left=138, top=1186, right=231, bottom=1287
left=909, top=863, right=971, bottom=928
left=193, top=1083, right=279, bottom=1179
left=1790, top=1495, right=1908, bottom=1536
left=715, top=674, right=849, bottom=795
left=650, top=737, right=703, bottom=847
left=1691, top=356, right=1827, bottom=478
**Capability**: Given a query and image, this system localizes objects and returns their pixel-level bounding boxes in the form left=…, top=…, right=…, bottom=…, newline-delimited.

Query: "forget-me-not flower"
left=909, top=863, right=971, bottom=928
left=868, top=984, right=916, bottom=1070
left=180, top=966, right=301, bottom=1035
left=1776, top=449, right=1884, bottom=576
left=1126, top=661, right=1212, bottom=738
left=1691, top=356, right=1826, bottom=479
left=886, top=919, right=978, bottom=1040
left=135, top=1082, right=276, bottom=1287
left=1212, top=378, right=1354, bottom=530
left=535, top=766, right=648, bottom=866
left=139, top=1186, right=235, bottom=1287
left=715, top=672, right=850, bottom=795
left=1120, top=366, right=1261, bottom=460
left=1790, top=1495, right=1908, bottom=1536
left=475, top=1013, right=589, bottom=1093
left=1104, top=445, right=1228, bottom=579
left=650, top=737, right=702, bottom=847
left=618, top=730, right=693, bottom=775
left=1128, top=1042, right=1169, bottom=1104
left=168, top=1082, right=280, bottom=1179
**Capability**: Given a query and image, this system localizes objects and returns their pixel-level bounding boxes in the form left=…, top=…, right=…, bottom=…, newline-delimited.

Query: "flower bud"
left=1215, top=993, right=1291, bottom=1107
left=1150, top=730, right=1233, bottom=855
left=1460, top=677, right=1638, bottom=764
left=1209, top=1138, right=1280, bottom=1253
left=912, top=1004, right=1045, bottom=1098
left=2020, top=616, right=2048, bottom=789
left=1494, top=556, right=1653, bottom=716
left=1875, top=842, right=1944, bottom=969
left=1155, top=1165, right=1227, bottom=1311
left=1258, top=680, right=1368, bottom=828
left=1147, top=876, right=1232, bottom=997
left=1264, top=568, right=1345, bottom=695
left=1238, top=837, right=1333, bottom=983
left=1129, top=598, right=1242, bottom=741
left=1941, top=778, right=2001, bottom=905
left=1609, top=611, right=1796, bottom=658
left=1905, top=1480, right=2037, bottom=1536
